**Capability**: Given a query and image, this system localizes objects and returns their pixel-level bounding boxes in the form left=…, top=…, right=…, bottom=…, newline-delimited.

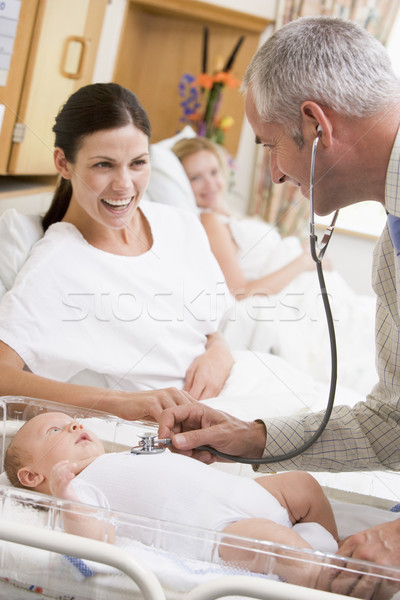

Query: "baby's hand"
left=49, top=460, right=79, bottom=501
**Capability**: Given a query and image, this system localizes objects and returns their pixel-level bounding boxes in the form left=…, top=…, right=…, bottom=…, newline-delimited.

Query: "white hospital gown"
left=221, top=214, right=377, bottom=395
left=0, top=202, right=231, bottom=390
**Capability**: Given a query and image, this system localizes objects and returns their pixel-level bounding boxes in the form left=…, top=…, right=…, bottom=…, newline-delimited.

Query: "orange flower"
left=195, top=73, right=214, bottom=90
left=212, top=71, right=240, bottom=88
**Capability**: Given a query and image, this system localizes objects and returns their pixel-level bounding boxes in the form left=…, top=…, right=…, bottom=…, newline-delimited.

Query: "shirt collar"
left=385, top=126, right=400, bottom=217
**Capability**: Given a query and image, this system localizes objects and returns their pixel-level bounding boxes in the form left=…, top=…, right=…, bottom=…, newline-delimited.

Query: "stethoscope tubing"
left=195, top=134, right=338, bottom=465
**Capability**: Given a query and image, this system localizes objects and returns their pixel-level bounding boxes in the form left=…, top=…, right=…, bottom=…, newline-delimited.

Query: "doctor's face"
left=245, top=94, right=310, bottom=195
left=245, top=93, right=343, bottom=217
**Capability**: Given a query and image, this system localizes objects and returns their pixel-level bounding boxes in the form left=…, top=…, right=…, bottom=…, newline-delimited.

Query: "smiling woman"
left=42, top=83, right=152, bottom=241
left=53, top=125, right=152, bottom=254
left=0, top=82, right=238, bottom=422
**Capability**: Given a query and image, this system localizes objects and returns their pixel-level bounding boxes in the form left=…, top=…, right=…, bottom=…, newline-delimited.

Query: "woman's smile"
left=100, top=196, right=135, bottom=212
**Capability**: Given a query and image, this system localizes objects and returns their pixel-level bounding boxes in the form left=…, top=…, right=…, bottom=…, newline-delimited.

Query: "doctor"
left=158, top=15, right=400, bottom=595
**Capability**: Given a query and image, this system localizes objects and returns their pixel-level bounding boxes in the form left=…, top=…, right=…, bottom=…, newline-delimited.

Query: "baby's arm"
left=49, top=460, right=81, bottom=502
left=49, top=460, right=115, bottom=543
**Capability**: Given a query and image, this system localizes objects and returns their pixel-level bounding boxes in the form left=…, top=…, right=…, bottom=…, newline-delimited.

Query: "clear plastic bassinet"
left=0, top=396, right=400, bottom=600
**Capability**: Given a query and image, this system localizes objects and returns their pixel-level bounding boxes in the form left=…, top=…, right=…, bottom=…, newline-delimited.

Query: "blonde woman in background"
left=172, top=136, right=376, bottom=395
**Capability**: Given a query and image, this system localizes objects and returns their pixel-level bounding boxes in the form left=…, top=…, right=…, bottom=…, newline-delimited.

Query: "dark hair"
left=43, top=83, right=151, bottom=231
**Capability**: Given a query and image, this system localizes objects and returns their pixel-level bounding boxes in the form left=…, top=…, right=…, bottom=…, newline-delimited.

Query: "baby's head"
left=5, top=412, right=105, bottom=494
left=172, top=137, right=228, bottom=211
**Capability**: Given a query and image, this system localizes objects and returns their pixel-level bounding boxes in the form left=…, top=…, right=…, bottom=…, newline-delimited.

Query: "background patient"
left=172, top=136, right=319, bottom=300
left=172, top=136, right=377, bottom=395
left=5, top=411, right=338, bottom=585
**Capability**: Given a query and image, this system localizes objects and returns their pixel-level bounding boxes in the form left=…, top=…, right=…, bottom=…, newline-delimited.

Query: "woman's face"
left=55, top=124, right=150, bottom=230
left=181, top=149, right=226, bottom=211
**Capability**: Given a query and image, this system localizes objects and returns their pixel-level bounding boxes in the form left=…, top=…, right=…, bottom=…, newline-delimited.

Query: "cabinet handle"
left=60, top=36, right=88, bottom=80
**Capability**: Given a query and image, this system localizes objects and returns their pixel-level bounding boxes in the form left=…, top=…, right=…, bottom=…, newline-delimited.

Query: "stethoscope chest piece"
left=130, top=431, right=172, bottom=455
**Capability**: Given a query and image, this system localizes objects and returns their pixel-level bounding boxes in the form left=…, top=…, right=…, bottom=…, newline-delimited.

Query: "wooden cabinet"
left=113, top=0, right=273, bottom=156
left=0, top=0, right=107, bottom=176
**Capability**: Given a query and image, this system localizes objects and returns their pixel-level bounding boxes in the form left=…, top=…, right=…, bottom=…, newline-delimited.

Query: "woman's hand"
left=110, top=387, right=196, bottom=422
left=184, top=332, right=234, bottom=400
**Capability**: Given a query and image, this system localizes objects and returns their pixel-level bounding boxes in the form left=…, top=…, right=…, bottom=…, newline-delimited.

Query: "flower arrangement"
left=178, top=29, right=244, bottom=145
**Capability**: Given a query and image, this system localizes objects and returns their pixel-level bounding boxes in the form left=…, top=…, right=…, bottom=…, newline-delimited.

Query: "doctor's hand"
left=184, top=332, right=234, bottom=400
left=157, top=403, right=266, bottom=464
left=326, top=519, right=400, bottom=599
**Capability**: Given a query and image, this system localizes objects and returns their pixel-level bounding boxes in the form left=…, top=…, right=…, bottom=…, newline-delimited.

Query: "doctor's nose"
left=269, top=154, right=286, bottom=185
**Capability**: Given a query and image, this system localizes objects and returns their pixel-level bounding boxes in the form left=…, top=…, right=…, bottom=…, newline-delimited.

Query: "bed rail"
left=187, top=574, right=349, bottom=599
left=0, top=518, right=166, bottom=600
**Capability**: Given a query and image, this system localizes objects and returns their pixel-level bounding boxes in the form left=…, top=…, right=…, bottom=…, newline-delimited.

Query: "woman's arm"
left=0, top=341, right=194, bottom=421
left=184, top=331, right=234, bottom=400
left=201, top=213, right=317, bottom=299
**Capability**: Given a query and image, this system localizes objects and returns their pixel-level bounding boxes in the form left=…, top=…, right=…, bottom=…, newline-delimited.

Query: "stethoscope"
left=132, top=130, right=340, bottom=464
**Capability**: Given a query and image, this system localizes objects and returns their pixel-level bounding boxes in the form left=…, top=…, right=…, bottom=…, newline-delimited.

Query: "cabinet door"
left=7, top=0, right=107, bottom=175
left=0, top=0, right=39, bottom=175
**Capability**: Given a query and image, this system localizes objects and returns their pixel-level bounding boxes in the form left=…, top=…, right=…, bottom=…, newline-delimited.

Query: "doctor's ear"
left=300, top=101, right=333, bottom=146
left=17, top=466, right=44, bottom=489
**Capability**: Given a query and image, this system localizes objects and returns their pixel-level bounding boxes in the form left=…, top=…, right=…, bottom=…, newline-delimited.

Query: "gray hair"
left=242, top=16, right=400, bottom=144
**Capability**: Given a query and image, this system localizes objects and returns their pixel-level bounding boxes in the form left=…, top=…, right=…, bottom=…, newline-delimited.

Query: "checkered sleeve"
left=256, top=397, right=400, bottom=473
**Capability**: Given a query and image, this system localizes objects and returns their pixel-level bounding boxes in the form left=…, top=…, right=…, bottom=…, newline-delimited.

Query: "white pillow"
left=0, top=209, right=44, bottom=299
left=154, top=125, right=197, bottom=150
left=147, top=126, right=199, bottom=214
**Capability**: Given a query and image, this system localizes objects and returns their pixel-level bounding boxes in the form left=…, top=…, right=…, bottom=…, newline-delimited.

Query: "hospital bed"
left=1, top=396, right=400, bottom=600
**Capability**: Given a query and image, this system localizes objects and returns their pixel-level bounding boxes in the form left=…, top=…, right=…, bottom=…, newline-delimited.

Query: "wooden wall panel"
left=113, top=1, right=272, bottom=155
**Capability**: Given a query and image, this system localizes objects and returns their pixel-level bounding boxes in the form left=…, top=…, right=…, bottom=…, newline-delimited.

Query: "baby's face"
left=16, top=412, right=105, bottom=482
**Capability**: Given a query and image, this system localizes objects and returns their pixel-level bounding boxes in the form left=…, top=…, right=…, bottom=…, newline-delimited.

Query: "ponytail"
left=42, top=178, right=72, bottom=231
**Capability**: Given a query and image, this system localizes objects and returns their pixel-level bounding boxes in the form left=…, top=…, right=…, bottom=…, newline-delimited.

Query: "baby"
left=5, top=412, right=339, bottom=585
